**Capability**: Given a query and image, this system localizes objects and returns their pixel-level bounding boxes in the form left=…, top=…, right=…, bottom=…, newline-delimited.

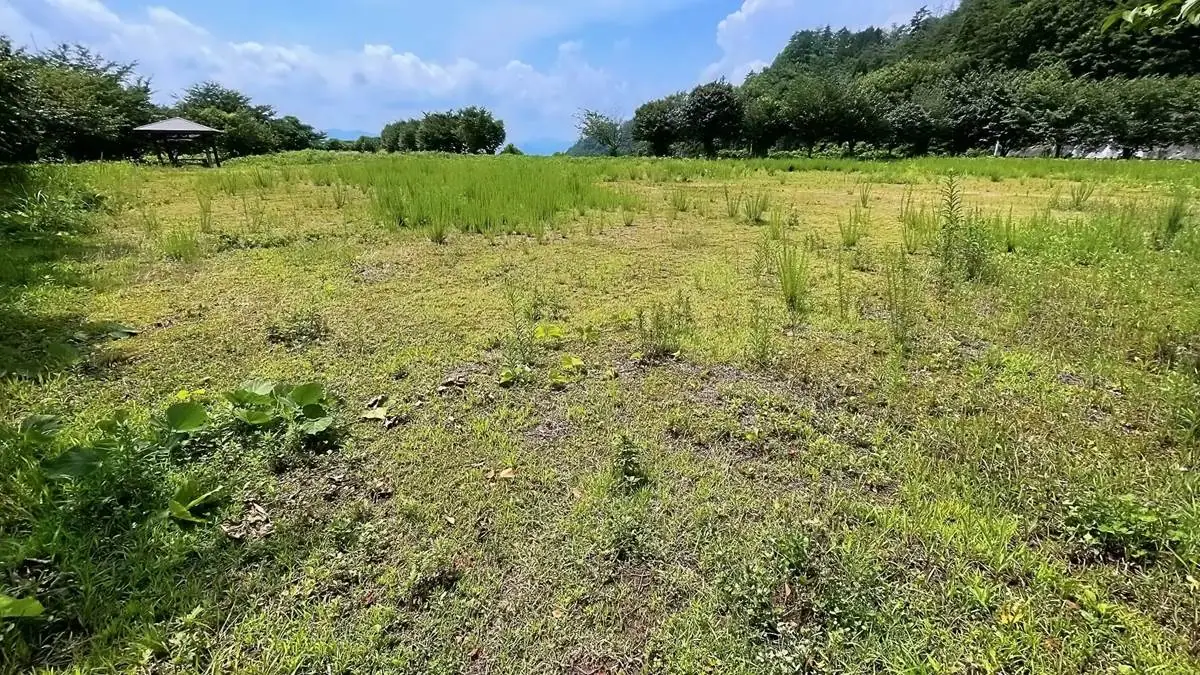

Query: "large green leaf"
left=289, top=382, right=325, bottom=407
left=299, top=416, right=333, bottom=436
left=168, top=499, right=206, bottom=523
left=0, top=594, right=44, bottom=619
left=20, top=415, right=60, bottom=445
left=243, top=379, right=276, bottom=396
left=234, top=408, right=274, bottom=426
left=42, top=448, right=104, bottom=479
left=301, top=403, right=327, bottom=420
left=165, top=402, right=208, bottom=434
left=167, top=480, right=224, bottom=523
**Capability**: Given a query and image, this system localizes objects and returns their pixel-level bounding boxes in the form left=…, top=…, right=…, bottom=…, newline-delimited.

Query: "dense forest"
left=584, top=0, right=1200, bottom=158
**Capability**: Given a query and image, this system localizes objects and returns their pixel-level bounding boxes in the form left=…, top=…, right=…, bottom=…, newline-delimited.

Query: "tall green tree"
left=270, top=116, right=324, bottom=151
left=0, top=38, right=38, bottom=162
left=631, top=95, right=682, bottom=157
left=575, top=110, right=625, bottom=156
left=32, top=44, right=155, bottom=160
left=457, top=106, right=505, bottom=154
left=678, top=81, right=743, bottom=157
left=382, top=119, right=421, bottom=152
left=417, top=111, right=464, bottom=153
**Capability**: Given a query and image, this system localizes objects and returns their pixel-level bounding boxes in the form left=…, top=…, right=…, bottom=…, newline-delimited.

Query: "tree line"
left=0, top=37, right=326, bottom=163
left=576, top=0, right=1200, bottom=159
left=377, top=107, right=513, bottom=155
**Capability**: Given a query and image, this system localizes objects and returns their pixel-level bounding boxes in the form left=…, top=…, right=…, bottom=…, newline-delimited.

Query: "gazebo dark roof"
left=134, top=117, right=223, bottom=134
left=134, top=117, right=224, bottom=167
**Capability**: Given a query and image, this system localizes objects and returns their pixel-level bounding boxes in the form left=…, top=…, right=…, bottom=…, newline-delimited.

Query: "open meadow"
left=4, top=153, right=1200, bottom=673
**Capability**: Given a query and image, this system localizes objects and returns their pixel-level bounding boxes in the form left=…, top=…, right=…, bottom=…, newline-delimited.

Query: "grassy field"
left=3, top=152, right=1200, bottom=673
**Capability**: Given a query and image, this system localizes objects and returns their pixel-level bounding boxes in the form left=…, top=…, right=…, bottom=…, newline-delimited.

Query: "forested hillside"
left=768, top=0, right=1198, bottom=79
left=607, top=0, right=1200, bottom=159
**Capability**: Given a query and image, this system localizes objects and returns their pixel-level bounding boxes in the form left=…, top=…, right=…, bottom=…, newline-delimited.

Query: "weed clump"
left=635, top=292, right=693, bottom=360
left=838, top=206, right=868, bottom=248
left=1064, top=494, right=1191, bottom=564
left=1066, top=181, right=1096, bottom=210
left=1154, top=189, right=1190, bottom=250
left=775, top=237, right=810, bottom=323
left=936, top=174, right=990, bottom=284
left=718, top=533, right=885, bottom=669
left=882, top=249, right=917, bottom=354
left=744, top=301, right=776, bottom=369
left=266, top=310, right=329, bottom=348
left=159, top=226, right=202, bottom=262
left=612, top=435, right=647, bottom=494
left=743, top=192, right=771, bottom=224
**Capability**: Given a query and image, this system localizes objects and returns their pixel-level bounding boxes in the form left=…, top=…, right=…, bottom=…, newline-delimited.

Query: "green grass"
left=3, top=152, right=1200, bottom=673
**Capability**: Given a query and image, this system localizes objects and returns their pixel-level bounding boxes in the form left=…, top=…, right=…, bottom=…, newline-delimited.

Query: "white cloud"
left=448, top=0, right=701, bottom=58
left=1, top=0, right=632, bottom=143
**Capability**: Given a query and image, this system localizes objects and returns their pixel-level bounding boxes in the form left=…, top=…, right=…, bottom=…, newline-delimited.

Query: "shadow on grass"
left=0, top=165, right=130, bottom=380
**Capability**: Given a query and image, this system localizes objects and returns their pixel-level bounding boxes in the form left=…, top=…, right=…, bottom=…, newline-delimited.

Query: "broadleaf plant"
left=224, top=380, right=336, bottom=437
left=166, top=479, right=224, bottom=524
left=165, top=402, right=208, bottom=434
left=0, top=594, right=45, bottom=619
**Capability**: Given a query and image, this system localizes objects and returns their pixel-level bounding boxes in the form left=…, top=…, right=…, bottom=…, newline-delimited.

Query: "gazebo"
left=133, top=117, right=224, bottom=167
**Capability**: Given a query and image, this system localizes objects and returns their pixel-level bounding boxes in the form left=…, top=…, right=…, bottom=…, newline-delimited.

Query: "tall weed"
left=775, top=237, right=811, bottom=322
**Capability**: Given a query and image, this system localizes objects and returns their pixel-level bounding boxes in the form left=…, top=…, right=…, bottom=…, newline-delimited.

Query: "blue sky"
left=2, top=0, right=939, bottom=152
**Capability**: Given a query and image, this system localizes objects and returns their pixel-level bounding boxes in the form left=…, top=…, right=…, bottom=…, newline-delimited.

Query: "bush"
left=500, top=143, right=524, bottom=155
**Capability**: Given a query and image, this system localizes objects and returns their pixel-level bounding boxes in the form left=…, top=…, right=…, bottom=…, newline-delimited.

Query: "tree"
left=1016, top=66, right=1085, bottom=156
left=176, top=81, right=272, bottom=120
left=382, top=119, right=421, bottom=152
left=944, top=69, right=1031, bottom=155
left=1110, top=77, right=1174, bottom=156
left=399, top=121, right=420, bottom=151
left=187, top=107, right=275, bottom=158
left=326, top=138, right=348, bottom=151
left=380, top=121, right=402, bottom=153
left=780, top=73, right=841, bottom=156
left=173, top=81, right=323, bottom=158
left=832, top=78, right=887, bottom=155
left=0, top=37, right=39, bottom=162
left=270, top=115, right=324, bottom=151
left=31, top=44, right=155, bottom=160
left=500, top=143, right=523, bottom=155
left=575, top=110, right=625, bottom=156
left=417, top=111, right=464, bottom=153
left=457, top=106, right=505, bottom=154
left=631, top=95, right=682, bottom=156
left=352, top=135, right=381, bottom=153
left=678, top=80, right=743, bottom=157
